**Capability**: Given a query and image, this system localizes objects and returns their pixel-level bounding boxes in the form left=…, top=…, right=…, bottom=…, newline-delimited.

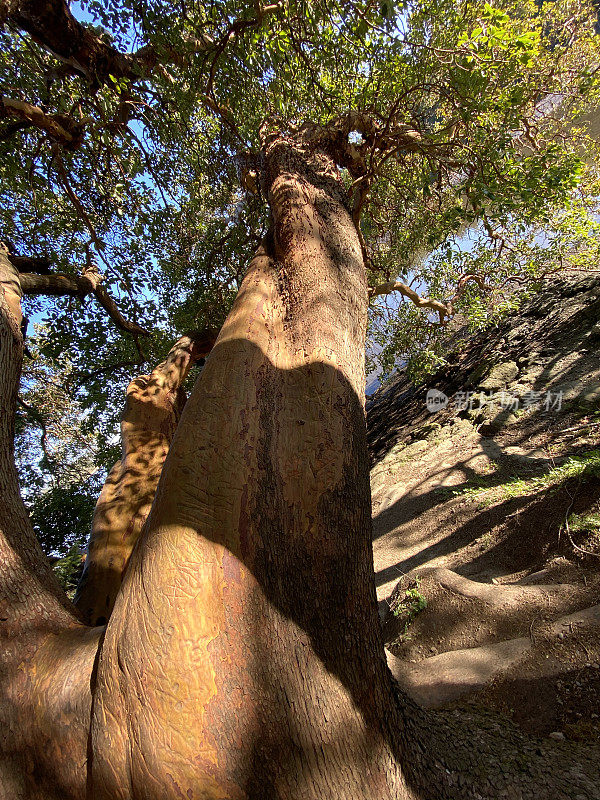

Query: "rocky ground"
left=367, top=273, right=600, bottom=750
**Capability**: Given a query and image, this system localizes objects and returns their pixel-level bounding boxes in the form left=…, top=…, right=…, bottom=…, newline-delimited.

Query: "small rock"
left=557, top=632, right=564, bottom=641
left=549, top=731, right=565, bottom=741
left=479, top=361, right=519, bottom=391
left=581, top=387, right=600, bottom=406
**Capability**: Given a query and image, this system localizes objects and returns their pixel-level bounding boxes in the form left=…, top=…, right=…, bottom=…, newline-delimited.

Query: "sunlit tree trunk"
left=0, top=244, right=23, bottom=325
left=0, top=132, right=590, bottom=800
left=74, top=332, right=214, bottom=625
left=90, top=132, right=411, bottom=799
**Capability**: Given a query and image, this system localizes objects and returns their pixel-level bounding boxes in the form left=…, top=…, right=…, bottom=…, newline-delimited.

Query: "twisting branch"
left=451, top=273, right=487, bottom=301
left=51, top=145, right=100, bottom=244
left=3, top=0, right=160, bottom=86
left=305, top=111, right=447, bottom=179
left=65, top=357, right=146, bottom=391
left=16, top=396, right=55, bottom=467
left=3, top=0, right=277, bottom=90
left=369, top=280, right=451, bottom=323
left=369, top=273, right=488, bottom=325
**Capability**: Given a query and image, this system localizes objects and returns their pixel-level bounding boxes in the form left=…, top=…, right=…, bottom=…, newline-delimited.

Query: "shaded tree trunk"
left=74, top=332, right=215, bottom=626
left=89, top=131, right=411, bottom=799
left=0, top=278, right=96, bottom=800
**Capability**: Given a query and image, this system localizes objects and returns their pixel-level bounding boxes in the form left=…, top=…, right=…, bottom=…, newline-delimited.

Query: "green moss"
left=567, top=511, right=600, bottom=534
left=451, top=449, right=600, bottom=503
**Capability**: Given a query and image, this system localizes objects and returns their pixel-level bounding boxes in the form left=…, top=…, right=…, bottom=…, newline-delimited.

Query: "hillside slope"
left=367, top=273, right=600, bottom=744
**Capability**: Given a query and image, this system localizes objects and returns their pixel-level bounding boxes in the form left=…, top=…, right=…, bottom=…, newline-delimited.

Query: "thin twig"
left=51, top=145, right=100, bottom=245
left=66, top=358, right=146, bottom=392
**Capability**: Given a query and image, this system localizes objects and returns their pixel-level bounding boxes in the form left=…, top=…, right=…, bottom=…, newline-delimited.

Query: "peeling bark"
left=75, top=331, right=215, bottom=626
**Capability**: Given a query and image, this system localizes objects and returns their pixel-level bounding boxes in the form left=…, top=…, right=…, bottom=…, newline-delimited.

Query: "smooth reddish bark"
left=89, top=133, right=409, bottom=799
left=2, top=133, right=587, bottom=800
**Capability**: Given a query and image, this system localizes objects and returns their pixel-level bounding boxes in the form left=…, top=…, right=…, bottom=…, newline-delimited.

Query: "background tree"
left=15, top=340, right=103, bottom=591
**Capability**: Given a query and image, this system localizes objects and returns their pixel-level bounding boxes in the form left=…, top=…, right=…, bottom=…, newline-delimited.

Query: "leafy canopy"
left=2, top=0, right=600, bottom=550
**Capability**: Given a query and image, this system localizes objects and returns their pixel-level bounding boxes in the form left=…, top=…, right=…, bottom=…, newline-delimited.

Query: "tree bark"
left=0, top=96, right=84, bottom=147
left=0, top=277, right=97, bottom=799
left=1, top=0, right=138, bottom=85
left=2, top=0, right=213, bottom=89
left=0, top=244, right=23, bottom=326
left=1, top=132, right=597, bottom=800
left=75, top=332, right=215, bottom=625
left=89, top=132, right=410, bottom=799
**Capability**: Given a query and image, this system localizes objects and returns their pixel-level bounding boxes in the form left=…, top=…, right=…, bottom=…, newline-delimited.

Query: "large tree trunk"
left=89, top=132, right=410, bottom=799
left=0, top=280, right=96, bottom=800
left=2, top=134, right=593, bottom=800
left=74, top=332, right=215, bottom=626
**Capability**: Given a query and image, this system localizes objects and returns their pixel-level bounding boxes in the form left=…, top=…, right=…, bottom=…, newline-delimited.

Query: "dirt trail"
left=368, top=274, right=600, bottom=740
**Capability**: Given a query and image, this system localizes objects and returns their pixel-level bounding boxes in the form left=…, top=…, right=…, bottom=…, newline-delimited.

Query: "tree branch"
left=6, top=253, right=51, bottom=273
left=18, top=270, right=150, bottom=337
left=2, top=0, right=274, bottom=91
left=369, top=272, right=490, bottom=324
left=299, top=111, right=449, bottom=182
left=2, top=0, right=140, bottom=86
left=66, top=357, right=145, bottom=391
left=16, top=395, right=54, bottom=467
left=369, top=280, right=451, bottom=323
left=0, top=96, right=84, bottom=147
left=93, top=282, right=149, bottom=337
left=51, top=145, right=100, bottom=243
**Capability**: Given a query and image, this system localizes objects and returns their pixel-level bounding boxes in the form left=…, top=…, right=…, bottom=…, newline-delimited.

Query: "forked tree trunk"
left=74, top=332, right=215, bottom=625
left=0, top=133, right=595, bottom=800
left=0, top=284, right=96, bottom=800
left=89, top=132, right=411, bottom=799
